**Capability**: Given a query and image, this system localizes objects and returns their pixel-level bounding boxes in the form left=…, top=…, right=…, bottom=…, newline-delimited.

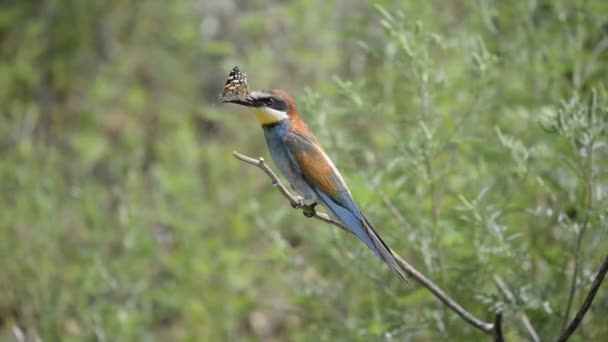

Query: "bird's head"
left=219, top=67, right=298, bottom=125
left=226, top=89, right=297, bottom=126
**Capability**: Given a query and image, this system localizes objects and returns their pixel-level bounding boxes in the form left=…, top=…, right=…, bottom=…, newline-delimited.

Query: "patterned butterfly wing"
left=218, top=66, right=250, bottom=102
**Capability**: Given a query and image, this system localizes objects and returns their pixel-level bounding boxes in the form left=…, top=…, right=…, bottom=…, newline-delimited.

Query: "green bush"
left=1, top=1, right=606, bottom=341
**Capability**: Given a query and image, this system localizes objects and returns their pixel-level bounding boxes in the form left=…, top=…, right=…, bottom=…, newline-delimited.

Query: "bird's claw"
left=290, top=197, right=304, bottom=209
left=302, top=202, right=318, bottom=218
left=290, top=197, right=317, bottom=217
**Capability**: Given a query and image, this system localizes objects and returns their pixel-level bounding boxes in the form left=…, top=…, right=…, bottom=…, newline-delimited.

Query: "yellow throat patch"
left=253, top=107, right=286, bottom=125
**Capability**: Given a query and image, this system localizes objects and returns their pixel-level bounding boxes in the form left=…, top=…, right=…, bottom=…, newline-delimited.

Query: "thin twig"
left=389, top=250, right=495, bottom=334
left=494, top=275, right=541, bottom=342
left=422, top=152, right=450, bottom=333
left=233, top=151, right=505, bottom=339
left=563, top=108, right=597, bottom=332
left=233, top=152, right=348, bottom=231
left=378, top=189, right=412, bottom=231
left=557, top=254, right=608, bottom=342
left=562, top=218, right=588, bottom=330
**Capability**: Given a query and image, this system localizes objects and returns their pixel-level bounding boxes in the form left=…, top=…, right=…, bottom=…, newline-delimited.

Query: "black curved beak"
left=231, top=96, right=257, bottom=107
left=221, top=95, right=257, bottom=107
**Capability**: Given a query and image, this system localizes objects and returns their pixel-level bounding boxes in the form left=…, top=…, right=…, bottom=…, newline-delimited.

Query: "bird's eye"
left=264, top=98, right=274, bottom=106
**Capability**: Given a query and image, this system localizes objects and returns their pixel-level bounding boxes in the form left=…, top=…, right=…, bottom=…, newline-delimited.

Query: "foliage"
left=1, top=0, right=607, bottom=340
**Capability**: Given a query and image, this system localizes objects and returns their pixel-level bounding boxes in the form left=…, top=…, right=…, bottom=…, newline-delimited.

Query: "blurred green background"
left=1, top=0, right=607, bottom=341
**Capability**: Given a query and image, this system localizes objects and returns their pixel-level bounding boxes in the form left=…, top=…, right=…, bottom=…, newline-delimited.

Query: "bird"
left=221, top=68, right=410, bottom=286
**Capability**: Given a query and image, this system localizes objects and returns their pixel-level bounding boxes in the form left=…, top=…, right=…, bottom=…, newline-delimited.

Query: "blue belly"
left=262, top=122, right=317, bottom=200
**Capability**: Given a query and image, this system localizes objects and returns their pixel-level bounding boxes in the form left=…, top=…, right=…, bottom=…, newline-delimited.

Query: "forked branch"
left=233, top=151, right=504, bottom=339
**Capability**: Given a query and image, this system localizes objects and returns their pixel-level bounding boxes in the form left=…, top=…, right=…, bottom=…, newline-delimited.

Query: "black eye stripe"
left=263, top=97, right=288, bottom=111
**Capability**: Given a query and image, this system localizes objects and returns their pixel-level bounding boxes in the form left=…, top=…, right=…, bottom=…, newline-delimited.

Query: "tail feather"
left=317, top=192, right=412, bottom=288
left=362, top=216, right=413, bottom=289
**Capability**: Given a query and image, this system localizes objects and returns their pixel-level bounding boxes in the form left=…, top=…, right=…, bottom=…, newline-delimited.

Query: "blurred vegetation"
left=1, top=0, right=607, bottom=341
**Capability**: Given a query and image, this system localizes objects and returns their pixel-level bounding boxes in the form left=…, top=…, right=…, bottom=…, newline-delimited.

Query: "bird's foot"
left=302, top=202, right=318, bottom=218
left=290, top=197, right=317, bottom=218
left=290, top=196, right=305, bottom=209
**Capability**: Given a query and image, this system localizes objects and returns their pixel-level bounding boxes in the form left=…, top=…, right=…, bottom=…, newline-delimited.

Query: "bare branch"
left=233, top=152, right=300, bottom=207
left=233, top=152, right=348, bottom=231
left=493, top=311, right=504, bottom=342
left=562, top=218, right=589, bottom=331
left=494, top=275, right=541, bottom=342
left=387, top=251, right=493, bottom=332
left=557, top=254, right=608, bottom=342
left=233, top=151, right=505, bottom=339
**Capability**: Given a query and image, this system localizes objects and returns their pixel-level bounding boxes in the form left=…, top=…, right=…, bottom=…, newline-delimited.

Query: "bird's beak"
left=224, top=95, right=258, bottom=107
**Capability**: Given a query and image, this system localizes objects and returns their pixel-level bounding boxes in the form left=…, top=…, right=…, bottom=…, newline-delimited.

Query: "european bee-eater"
left=221, top=67, right=409, bottom=285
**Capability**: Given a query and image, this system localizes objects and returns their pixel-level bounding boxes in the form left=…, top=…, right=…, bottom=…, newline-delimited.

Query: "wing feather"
left=283, top=131, right=412, bottom=286
left=283, top=132, right=354, bottom=209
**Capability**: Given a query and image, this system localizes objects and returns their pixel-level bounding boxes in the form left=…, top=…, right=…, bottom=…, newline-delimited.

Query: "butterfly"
left=218, top=66, right=250, bottom=103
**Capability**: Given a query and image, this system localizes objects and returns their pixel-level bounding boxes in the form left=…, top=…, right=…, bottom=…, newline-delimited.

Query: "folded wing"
left=283, top=131, right=411, bottom=286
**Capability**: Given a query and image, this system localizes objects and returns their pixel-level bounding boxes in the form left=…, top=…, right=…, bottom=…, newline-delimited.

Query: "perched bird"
left=221, top=67, right=410, bottom=286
